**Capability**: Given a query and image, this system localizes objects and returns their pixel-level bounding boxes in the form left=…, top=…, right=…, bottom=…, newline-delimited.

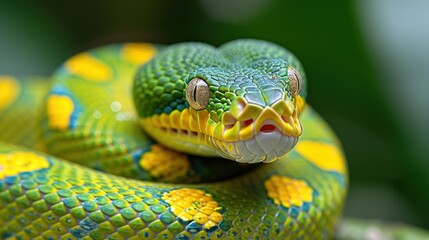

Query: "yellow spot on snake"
left=122, top=43, right=157, bottom=65
left=265, top=175, right=313, bottom=208
left=296, top=140, right=346, bottom=174
left=0, top=151, right=50, bottom=179
left=162, top=188, right=223, bottom=229
left=139, top=144, right=190, bottom=182
left=0, top=76, right=20, bottom=111
left=47, top=95, right=74, bottom=130
left=66, top=53, right=111, bottom=81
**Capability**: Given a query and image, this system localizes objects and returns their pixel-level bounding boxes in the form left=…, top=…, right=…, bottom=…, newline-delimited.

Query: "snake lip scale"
left=213, top=131, right=299, bottom=164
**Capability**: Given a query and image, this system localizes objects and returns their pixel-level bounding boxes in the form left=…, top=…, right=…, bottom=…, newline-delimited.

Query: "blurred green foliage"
left=0, top=0, right=427, bottom=229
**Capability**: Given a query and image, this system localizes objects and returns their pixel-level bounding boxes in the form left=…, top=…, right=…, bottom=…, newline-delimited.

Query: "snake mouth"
left=139, top=96, right=305, bottom=163
left=260, top=124, right=277, bottom=132
left=218, top=95, right=304, bottom=141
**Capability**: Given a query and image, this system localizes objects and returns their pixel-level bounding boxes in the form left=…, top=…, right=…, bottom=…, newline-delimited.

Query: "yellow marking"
left=272, top=98, right=293, bottom=116
left=196, top=110, right=210, bottom=133
left=236, top=104, right=263, bottom=121
left=255, top=108, right=282, bottom=134
left=170, top=110, right=181, bottom=129
left=264, top=175, right=313, bottom=208
left=0, top=151, right=50, bottom=178
left=295, top=95, right=306, bottom=114
left=239, top=122, right=253, bottom=140
left=188, top=108, right=199, bottom=132
left=122, top=43, right=157, bottom=65
left=207, top=119, right=216, bottom=138
left=66, top=53, right=112, bottom=81
left=229, top=97, right=246, bottom=119
left=213, top=122, right=225, bottom=140
left=296, top=140, right=346, bottom=174
left=0, top=76, right=20, bottom=111
left=221, top=112, right=236, bottom=125
left=232, top=97, right=303, bottom=141
left=160, top=113, right=171, bottom=128
left=162, top=188, right=223, bottom=229
left=180, top=108, right=190, bottom=129
left=47, top=94, right=74, bottom=130
left=223, top=121, right=240, bottom=141
left=139, top=115, right=217, bottom=157
left=139, top=144, right=189, bottom=182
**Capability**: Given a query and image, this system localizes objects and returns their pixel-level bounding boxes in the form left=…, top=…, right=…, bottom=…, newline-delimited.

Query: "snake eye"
left=186, top=78, right=210, bottom=110
left=287, top=66, right=303, bottom=97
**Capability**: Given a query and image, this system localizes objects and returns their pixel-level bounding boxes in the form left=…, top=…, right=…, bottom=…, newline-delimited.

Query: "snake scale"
left=0, top=39, right=347, bottom=239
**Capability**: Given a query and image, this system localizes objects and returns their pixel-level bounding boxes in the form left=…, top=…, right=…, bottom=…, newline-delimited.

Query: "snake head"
left=134, top=39, right=306, bottom=163
left=183, top=58, right=305, bottom=163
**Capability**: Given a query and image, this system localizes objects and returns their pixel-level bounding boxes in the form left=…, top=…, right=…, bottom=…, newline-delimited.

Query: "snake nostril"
left=260, top=124, right=277, bottom=132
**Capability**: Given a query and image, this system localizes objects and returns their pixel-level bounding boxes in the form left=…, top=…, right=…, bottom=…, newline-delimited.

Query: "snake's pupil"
left=294, top=73, right=301, bottom=94
left=193, top=85, right=197, bottom=103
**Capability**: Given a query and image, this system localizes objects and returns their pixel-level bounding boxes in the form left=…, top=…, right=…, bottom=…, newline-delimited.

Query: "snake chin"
left=211, top=130, right=298, bottom=164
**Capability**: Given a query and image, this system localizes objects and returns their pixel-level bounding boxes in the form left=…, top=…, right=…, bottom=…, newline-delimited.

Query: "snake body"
left=0, top=40, right=347, bottom=239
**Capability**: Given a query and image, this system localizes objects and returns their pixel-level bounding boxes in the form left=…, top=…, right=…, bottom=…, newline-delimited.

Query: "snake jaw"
left=139, top=95, right=305, bottom=163
left=212, top=131, right=298, bottom=164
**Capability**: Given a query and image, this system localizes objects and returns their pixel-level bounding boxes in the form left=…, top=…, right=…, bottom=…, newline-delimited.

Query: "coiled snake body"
left=0, top=40, right=347, bottom=239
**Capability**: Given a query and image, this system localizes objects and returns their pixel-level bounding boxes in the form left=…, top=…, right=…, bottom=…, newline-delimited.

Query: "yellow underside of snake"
left=0, top=40, right=347, bottom=239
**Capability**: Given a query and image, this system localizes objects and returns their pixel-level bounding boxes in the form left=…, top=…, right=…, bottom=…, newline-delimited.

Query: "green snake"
left=0, top=39, right=347, bottom=239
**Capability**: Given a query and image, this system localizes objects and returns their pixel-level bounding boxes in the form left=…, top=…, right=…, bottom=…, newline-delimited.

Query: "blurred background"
left=1, top=0, right=428, bottom=229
